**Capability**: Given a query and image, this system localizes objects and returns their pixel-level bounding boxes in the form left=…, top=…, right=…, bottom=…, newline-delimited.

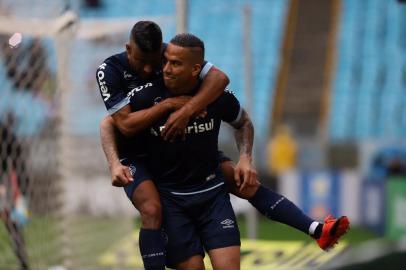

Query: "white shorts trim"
left=170, top=182, right=224, bottom=196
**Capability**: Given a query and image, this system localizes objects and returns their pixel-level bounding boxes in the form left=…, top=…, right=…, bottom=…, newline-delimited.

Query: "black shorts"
left=120, top=157, right=153, bottom=201
left=121, top=151, right=231, bottom=201
left=159, top=179, right=240, bottom=268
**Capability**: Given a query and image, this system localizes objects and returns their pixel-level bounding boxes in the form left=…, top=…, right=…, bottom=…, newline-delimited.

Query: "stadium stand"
left=1, top=0, right=289, bottom=141
left=329, top=0, right=406, bottom=140
left=78, top=0, right=289, bottom=140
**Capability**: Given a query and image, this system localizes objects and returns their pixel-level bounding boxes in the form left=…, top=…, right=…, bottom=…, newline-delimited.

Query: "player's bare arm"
left=100, top=96, right=192, bottom=183
left=111, top=96, right=192, bottom=137
left=230, top=109, right=258, bottom=191
left=100, top=116, right=133, bottom=187
left=162, top=66, right=229, bottom=141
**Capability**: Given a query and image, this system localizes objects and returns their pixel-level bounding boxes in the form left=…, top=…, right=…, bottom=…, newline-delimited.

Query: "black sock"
left=139, top=228, right=166, bottom=270
left=248, top=185, right=315, bottom=235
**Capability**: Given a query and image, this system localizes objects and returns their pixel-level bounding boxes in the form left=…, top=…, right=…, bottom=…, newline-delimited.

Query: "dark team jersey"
left=100, top=60, right=242, bottom=192
left=146, top=88, right=242, bottom=192
left=96, top=52, right=162, bottom=114
left=95, top=46, right=213, bottom=158
left=96, top=51, right=159, bottom=157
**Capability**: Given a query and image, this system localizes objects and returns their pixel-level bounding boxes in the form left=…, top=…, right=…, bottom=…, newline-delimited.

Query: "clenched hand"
left=110, top=162, right=133, bottom=187
left=234, top=155, right=258, bottom=191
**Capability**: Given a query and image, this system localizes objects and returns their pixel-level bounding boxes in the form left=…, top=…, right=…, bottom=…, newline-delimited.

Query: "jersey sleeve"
left=216, top=88, right=243, bottom=124
left=199, top=61, right=213, bottom=80
left=96, top=62, right=129, bottom=115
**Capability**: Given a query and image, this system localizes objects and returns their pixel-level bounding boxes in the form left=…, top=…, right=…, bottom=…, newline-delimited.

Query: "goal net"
left=0, top=1, right=176, bottom=269
left=0, top=5, right=77, bottom=270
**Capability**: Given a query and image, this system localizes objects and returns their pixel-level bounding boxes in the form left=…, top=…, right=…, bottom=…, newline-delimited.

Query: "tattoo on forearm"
left=233, top=110, right=254, bottom=157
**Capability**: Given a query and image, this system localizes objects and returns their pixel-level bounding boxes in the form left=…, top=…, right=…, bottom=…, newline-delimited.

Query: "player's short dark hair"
left=169, top=33, right=205, bottom=59
left=130, top=21, right=162, bottom=53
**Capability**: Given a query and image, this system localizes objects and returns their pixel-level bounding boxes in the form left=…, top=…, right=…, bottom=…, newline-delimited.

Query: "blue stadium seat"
left=70, top=0, right=288, bottom=137
left=330, top=0, right=406, bottom=140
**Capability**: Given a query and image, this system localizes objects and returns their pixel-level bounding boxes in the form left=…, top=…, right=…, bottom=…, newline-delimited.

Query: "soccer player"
left=96, top=21, right=230, bottom=270
left=144, top=35, right=247, bottom=269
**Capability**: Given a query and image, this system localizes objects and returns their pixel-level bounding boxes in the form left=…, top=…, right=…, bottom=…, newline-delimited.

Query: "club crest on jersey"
left=128, top=164, right=137, bottom=176
left=154, top=97, right=163, bottom=105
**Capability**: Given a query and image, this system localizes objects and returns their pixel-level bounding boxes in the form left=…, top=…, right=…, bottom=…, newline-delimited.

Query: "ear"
left=191, top=64, right=202, bottom=77
left=125, top=43, right=131, bottom=54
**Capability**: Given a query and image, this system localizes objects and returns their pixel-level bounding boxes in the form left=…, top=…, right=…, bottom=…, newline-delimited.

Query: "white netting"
left=0, top=25, right=67, bottom=270
left=0, top=2, right=176, bottom=269
left=0, top=3, right=77, bottom=268
left=62, top=14, right=174, bottom=270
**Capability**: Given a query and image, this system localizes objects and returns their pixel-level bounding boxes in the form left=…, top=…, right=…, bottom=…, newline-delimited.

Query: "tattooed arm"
left=230, top=109, right=258, bottom=190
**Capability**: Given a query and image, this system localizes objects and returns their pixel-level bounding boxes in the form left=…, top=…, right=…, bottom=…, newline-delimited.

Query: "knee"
left=139, top=202, right=162, bottom=228
left=177, top=255, right=205, bottom=270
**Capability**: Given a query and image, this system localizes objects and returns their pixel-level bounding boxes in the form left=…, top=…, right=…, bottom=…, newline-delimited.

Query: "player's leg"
left=131, top=180, right=162, bottom=228
left=176, top=255, right=205, bottom=270
left=122, top=158, right=165, bottom=270
left=160, top=192, right=206, bottom=270
left=132, top=181, right=166, bottom=269
left=197, top=185, right=241, bottom=270
left=220, top=160, right=349, bottom=250
left=220, top=160, right=316, bottom=235
left=208, top=246, right=240, bottom=270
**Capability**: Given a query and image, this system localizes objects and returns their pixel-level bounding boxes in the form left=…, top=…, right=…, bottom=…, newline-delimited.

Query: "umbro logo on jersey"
left=221, top=219, right=235, bottom=229
left=221, top=219, right=234, bottom=226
